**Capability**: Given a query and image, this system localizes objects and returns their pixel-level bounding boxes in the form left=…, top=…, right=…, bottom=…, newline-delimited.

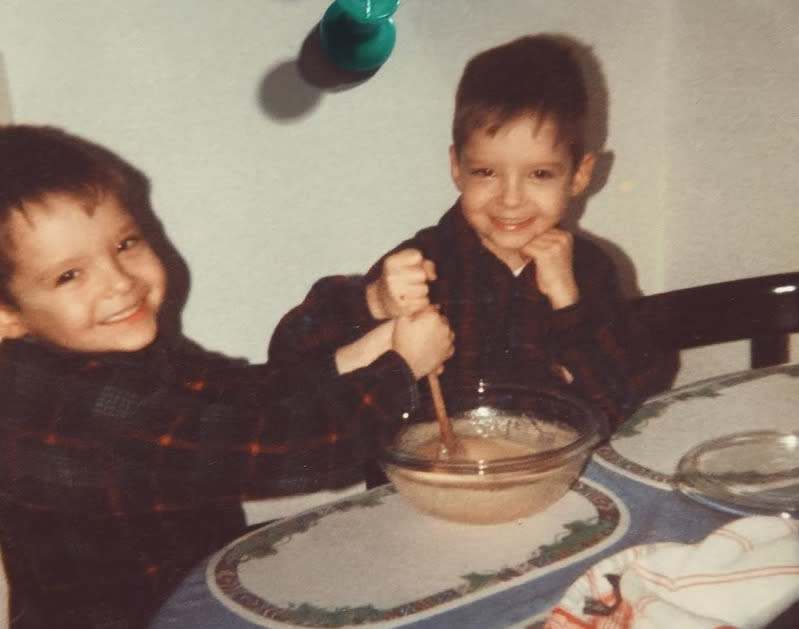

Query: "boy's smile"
left=1, top=192, right=166, bottom=353
left=449, top=115, right=593, bottom=270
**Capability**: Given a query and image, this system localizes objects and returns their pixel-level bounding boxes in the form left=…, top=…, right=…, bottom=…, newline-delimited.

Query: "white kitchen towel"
left=544, top=515, right=799, bottom=629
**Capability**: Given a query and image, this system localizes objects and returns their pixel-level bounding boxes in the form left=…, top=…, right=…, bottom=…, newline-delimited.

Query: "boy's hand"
left=366, top=249, right=436, bottom=320
left=521, top=228, right=579, bottom=310
left=334, top=320, right=395, bottom=375
left=392, top=306, right=454, bottom=380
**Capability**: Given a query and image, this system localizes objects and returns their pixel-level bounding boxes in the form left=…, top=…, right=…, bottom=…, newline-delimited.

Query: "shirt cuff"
left=549, top=299, right=601, bottom=340
left=344, top=275, right=381, bottom=328
left=357, top=350, right=420, bottom=417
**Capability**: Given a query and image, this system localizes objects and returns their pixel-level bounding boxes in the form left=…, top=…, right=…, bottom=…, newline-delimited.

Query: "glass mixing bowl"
left=380, top=383, right=607, bottom=524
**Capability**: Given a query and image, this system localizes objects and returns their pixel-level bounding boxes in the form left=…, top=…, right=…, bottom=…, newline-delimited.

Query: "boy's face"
left=0, top=192, right=166, bottom=353
left=449, top=114, right=594, bottom=269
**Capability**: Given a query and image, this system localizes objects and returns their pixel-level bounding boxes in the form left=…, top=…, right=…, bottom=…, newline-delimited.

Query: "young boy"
left=269, top=34, right=664, bottom=433
left=0, top=124, right=454, bottom=628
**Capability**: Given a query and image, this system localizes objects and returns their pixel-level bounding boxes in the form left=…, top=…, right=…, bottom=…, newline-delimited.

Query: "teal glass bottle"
left=319, top=0, right=400, bottom=72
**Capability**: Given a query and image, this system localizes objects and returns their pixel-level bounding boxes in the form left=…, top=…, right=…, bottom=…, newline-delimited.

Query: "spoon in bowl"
left=427, top=373, right=464, bottom=459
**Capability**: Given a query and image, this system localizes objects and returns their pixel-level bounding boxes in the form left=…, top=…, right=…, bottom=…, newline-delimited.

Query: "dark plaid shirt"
left=0, top=334, right=415, bottom=628
left=271, top=203, right=665, bottom=428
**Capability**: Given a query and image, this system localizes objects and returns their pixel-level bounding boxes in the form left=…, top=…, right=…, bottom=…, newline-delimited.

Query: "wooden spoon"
left=427, top=373, right=463, bottom=458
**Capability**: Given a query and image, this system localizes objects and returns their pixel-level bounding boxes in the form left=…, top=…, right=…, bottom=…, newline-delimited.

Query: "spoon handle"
left=428, top=373, right=456, bottom=448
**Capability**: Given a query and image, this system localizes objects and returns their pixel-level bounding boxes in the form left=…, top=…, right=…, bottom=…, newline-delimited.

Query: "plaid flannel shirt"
left=0, top=334, right=415, bottom=628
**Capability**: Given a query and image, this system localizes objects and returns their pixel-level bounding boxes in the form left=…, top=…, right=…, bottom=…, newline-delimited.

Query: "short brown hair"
left=0, top=125, right=152, bottom=305
left=452, top=34, right=588, bottom=165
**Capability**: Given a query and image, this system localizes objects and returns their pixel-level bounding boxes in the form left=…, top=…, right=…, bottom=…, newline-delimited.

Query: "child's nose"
left=102, top=259, right=135, bottom=295
left=500, top=176, right=523, bottom=206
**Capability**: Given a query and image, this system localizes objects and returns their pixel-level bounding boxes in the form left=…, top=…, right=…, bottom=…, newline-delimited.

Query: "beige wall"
left=1, top=0, right=797, bottom=383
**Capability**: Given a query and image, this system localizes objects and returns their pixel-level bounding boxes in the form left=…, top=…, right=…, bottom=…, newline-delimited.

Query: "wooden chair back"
left=631, top=271, right=799, bottom=368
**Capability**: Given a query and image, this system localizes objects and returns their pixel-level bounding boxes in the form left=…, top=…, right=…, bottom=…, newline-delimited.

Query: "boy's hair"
left=452, top=34, right=588, bottom=166
left=0, top=124, right=152, bottom=305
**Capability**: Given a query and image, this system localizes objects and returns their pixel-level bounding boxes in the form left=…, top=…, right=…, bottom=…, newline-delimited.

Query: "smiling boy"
left=270, top=34, right=664, bottom=438
left=1, top=192, right=166, bottom=352
left=0, top=124, right=453, bottom=628
left=447, top=113, right=592, bottom=308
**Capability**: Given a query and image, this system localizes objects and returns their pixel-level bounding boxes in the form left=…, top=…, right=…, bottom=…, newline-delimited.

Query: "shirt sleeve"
left=268, top=274, right=379, bottom=365
left=1, top=338, right=416, bottom=518
left=546, top=243, right=670, bottom=427
left=131, top=346, right=418, bottom=506
left=268, top=231, right=435, bottom=366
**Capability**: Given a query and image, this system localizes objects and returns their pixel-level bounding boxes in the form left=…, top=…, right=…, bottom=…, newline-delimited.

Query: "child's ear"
left=570, top=152, right=596, bottom=197
left=448, top=145, right=464, bottom=192
left=0, top=304, right=29, bottom=339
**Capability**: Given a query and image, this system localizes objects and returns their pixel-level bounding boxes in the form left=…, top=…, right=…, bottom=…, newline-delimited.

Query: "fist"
left=392, top=306, right=454, bottom=380
left=366, top=248, right=437, bottom=319
left=521, top=229, right=579, bottom=309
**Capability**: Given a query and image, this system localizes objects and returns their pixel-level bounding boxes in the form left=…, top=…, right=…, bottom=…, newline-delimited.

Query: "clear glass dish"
left=676, top=430, right=799, bottom=518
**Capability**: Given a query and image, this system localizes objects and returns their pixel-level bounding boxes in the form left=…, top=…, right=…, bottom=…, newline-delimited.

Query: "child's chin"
left=98, top=326, right=159, bottom=353
left=120, top=330, right=159, bottom=351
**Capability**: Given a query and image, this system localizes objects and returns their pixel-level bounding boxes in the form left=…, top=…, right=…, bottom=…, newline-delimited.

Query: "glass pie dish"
left=676, top=430, right=799, bottom=518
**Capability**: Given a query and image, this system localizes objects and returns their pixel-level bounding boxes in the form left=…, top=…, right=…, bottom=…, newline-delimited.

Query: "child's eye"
left=56, top=269, right=79, bottom=286
left=532, top=169, right=554, bottom=180
left=470, top=168, right=494, bottom=178
left=118, top=235, right=141, bottom=252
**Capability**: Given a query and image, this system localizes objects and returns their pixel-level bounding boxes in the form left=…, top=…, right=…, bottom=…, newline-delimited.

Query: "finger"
left=410, top=303, right=441, bottom=315
left=533, top=231, right=573, bottom=251
left=391, top=290, right=429, bottom=313
left=410, top=302, right=444, bottom=319
left=387, top=269, right=431, bottom=294
left=399, top=297, right=432, bottom=317
left=524, top=235, right=557, bottom=252
left=422, top=259, right=437, bottom=282
left=399, top=283, right=430, bottom=301
left=523, top=235, right=570, bottom=259
left=386, top=248, right=424, bottom=271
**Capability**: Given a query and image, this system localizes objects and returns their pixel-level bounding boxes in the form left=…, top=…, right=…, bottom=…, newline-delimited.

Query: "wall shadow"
left=557, top=34, right=679, bottom=392
left=257, top=24, right=380, bottom=121
left=0, top=52, right=13, bottom=124
left=107, top=153, right=191, bottom=342
left=128, top=199, right=191, bottom=343
left=564, top=148, right=644, bottom=301
left=554, top=34, right=643, bottom=300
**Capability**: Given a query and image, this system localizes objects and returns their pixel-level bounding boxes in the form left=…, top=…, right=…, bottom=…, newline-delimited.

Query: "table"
left=149, top=363, right=799, bottom=629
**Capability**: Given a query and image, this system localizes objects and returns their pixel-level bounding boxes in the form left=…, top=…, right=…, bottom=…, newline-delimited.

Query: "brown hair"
left=0, top=124, right=152, bottom=305
left=452, top=34, right=588, bottom=166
